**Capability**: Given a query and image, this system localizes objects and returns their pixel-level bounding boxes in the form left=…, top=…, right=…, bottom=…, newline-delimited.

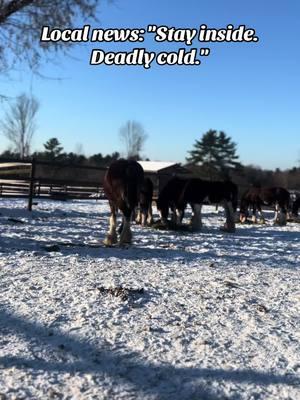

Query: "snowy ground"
left=0, top=198, right=299, bottom=400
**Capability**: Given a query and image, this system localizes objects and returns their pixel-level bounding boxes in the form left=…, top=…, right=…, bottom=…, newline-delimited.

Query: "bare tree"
left=74, top=143, right=85, bottom=156
left=0, top=93, right=39, bottom=158
left=119, top=120, right=147, bottom=160
left=0, top=0, right=106, bottom=74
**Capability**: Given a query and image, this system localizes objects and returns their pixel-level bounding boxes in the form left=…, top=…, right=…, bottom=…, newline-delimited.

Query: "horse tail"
left=177, top=179, right=190, bottom=208
left=230, top=183, right=238, bottom=212
left=124, top=162, right=144, bottom=210
left=239, top=190, right=249, bottom=215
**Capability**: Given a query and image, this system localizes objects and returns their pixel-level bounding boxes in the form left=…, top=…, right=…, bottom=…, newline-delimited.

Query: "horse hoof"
left=220, top=226, right=236, bottom=233
left=119, top=238, right=132, bottom=246
left=274, top=221, right=287, bottom=227
left=189, top=220, right=202, bottom=231
left=103, top=239, right=113, bottom=247
left=120, top=243, right=131, bottom=249
left=103, top=233, right=118, bottom=246
left=190, top=226, right=202, bottom=232
left=119, top=231, right=132, bottom=245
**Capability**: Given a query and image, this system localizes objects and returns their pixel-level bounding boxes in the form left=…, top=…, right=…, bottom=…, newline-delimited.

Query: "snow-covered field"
left=0, top=198, right=299, bottom=400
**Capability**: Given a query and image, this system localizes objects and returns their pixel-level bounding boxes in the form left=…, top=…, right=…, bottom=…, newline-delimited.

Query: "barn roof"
left=137, top=161, right=180, bottom=173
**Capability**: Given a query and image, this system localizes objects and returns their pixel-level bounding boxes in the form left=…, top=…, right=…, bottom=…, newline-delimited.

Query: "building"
left=137, top=161, right=191, bottom=196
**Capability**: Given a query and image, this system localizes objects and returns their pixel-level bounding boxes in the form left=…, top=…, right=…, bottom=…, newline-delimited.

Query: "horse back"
left=183, top=179, right=238, bottom=209
left=157, top=177, right=188, bottom=206
left=260, top=187, right=290, bottom=206
left=104, top=159, right=144, bottom=210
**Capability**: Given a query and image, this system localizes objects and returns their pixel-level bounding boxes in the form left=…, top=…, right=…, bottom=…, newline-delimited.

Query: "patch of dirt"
left=97, top=286, right=144, bottom=301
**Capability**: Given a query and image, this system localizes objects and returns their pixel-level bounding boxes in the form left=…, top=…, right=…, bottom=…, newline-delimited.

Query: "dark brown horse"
left=240, top=186, right=290, bottom=225
left=156, top=177, right=189, bottom=225
left=180, top=178, right=237, bottom=232
left=136, top=177, right=154, bottom=226
left=157, top=177, right=238, bottom=232
left=103, top=159, right=144, bottom=245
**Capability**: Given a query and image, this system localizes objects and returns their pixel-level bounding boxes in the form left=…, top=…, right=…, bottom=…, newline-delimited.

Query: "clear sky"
left=1, top=0, right=299, bottom=169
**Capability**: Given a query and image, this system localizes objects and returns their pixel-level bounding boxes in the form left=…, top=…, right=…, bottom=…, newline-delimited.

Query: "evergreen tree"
left=186, top=130, right=241, bottom=179
left=43, top=138, right=63, bottom=160
left=89, top=153, right=104, bottom=166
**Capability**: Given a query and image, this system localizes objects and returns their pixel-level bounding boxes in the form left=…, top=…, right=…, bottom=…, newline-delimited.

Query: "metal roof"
left=137, top=161, right=179, bottom=173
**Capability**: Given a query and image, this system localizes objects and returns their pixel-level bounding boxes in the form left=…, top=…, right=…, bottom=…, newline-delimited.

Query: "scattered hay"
left=287, top=217, right=300, bottom=223
left=236, top=219, right=255, bottom=225
left=224, top=280, right=239, bottom=289
left=7, top=217, right=25, bottom=224
left=97, top=286, right=144, bottom=301
left=151, top=219, right=192, bottom=232
left=42, top=244, right=61, bottom=252
left=256, top=304, right=269, bottom=313
left=237, top=219, right=268, bottom=225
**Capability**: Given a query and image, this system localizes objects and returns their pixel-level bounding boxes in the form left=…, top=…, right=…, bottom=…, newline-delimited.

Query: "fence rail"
left=0, top=158, right=107, bottom=209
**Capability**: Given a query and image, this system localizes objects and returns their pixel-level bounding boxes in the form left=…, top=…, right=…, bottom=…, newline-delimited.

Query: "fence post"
left=28, top=158, right=36, bottom=211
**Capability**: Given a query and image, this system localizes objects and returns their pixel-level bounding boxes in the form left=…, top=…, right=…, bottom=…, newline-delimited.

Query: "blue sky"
left=1, top=0, right=299, bottom=169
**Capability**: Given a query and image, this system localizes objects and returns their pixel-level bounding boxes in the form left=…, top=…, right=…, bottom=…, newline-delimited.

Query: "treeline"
left=0, top=138, right=121, bottom=168
left=1, top=134, right=299, bottom=190
left=186, top=130, right=300, bottom=191
left=187, top=163, right=300, bottom=191
left=235, top=165, right=300, bottom=191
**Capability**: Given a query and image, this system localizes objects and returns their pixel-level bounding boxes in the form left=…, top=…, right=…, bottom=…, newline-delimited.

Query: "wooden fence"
left=1, top=158, right=268, bottom=212
left=0, top=158, right=107, bottom=210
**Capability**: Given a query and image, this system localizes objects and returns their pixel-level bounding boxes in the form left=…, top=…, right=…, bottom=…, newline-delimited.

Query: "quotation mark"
left=148, top=25, right=157, bottom=33
left=200, top=48, right=210, bottom=56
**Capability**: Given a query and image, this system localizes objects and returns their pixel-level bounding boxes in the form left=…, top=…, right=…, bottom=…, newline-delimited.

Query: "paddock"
left=0, top=198, right=299, bottom=399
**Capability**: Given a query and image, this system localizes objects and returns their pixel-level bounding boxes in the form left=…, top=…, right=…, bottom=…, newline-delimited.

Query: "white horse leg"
left=158, top=209, right=168, bottom=226
left=252, top=205, right=257, bottom=224
left=274, top=203, right=279, bottom=223
left=221, top=201, right=235, bottom=232
left=240, top=210, right=247, bottom=223
left=277, top=204, right=287, bottom=226
left=258, top=208, right=265, bottom=224
left=119, top=216, right=132, bottom=244
left=240, top=214, right=247, bottom=223
left=190, top=204, right=202, bottom=231
left=147, top=204, right=153, bottom=225
left=134, top=207, right=141, bottom=224
left=103, top=208, right=118, bottom=246
left=175, top=208, right=184, bottom=225
left=141, top=209, right=147, bottom=226
left=131, top=207, right=136, bottom=222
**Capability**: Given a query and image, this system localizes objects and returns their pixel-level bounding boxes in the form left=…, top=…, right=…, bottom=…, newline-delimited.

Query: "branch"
left=0, top=0, right=35, bottom=25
